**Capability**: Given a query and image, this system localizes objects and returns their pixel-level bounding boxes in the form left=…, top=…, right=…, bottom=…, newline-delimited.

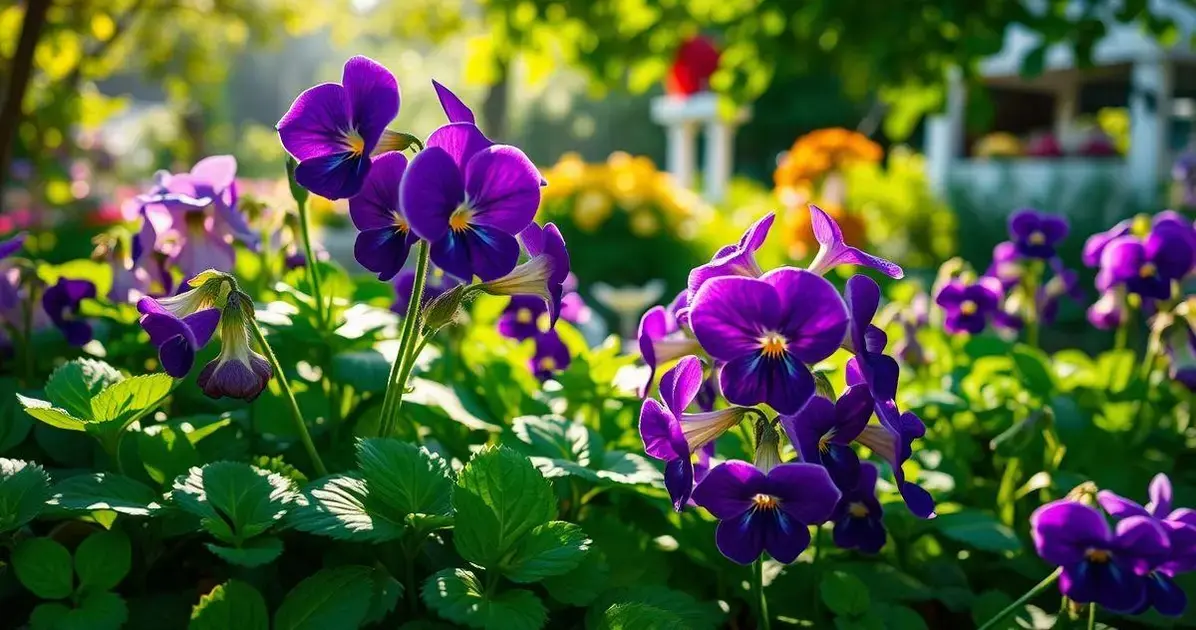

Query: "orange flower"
left=774, top=128, right=882, bottom=189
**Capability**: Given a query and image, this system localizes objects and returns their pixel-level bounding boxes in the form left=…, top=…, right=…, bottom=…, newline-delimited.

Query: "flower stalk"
left=753, top=557, right=771, bottom=630
left=977, top=569, right=1061, bottom=630
left=380, top=240, right=430, bottom=438
left=296, top=194, right=328, bottom=330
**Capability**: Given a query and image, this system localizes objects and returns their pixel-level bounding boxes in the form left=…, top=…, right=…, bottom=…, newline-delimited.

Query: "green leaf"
left=365, top=567, right=404, bottom=625
left=205, top=537, right=284, bottom=567
left=541, top=549, right=609, bottom=605
left=596, top=451, right=662, bottom=485
left=453, top=446, right=555, bottom=568
left=274, top=565, right=378, bottom=630
left=874, top=604, right=930, bottom=630
left=89, top=373, right=175, bottom=431
left=171, top=462, right=296, bottom=544
left=332, top=351, right=391, bottom=393
left=501, top=521, right=590, bottom=583
left=0, top=379, right=34, bottom=452
left=0, top=458, right=51, bottom=532
left=32, top=592, right=129, bottom=630
left=1011, top=347, right=1054, bottom=398
left=356, top=438, right=453, bottom=525
left=49, top=472, right=161, bottom=516
left=287, top=475, right=405, bottom=543
left=189, top=580, right=269, bottom=630
left=1096, top=349, right=1136, bottom=393
left=511, top=415, right=593, bottom=464
left=935, top=511, right=1022, bottom=553
left=17, top=394, right=87, bottom=431
left=821, top=569, right=871, bottom=616
left=75, top=530, right=131, bottom=593
left=44, top=358, right=123, bottom=420
left=971, top=590, right=1017, bottom=630
left=422, top=568, right=547, bottom=630
left=30, top=603, right=72, bottom=630
left=13, top=537, right=74, bottom=599
left=138, top=423, right=201, bottom=486
left=595, top=602, right=688, bottom=630
left=587, top=587, right=722, bottom=630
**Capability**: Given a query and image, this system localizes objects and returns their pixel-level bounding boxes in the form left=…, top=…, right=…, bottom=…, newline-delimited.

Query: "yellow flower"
left=573, top=190, right=613, bottom=232
left=973, top=133, right=1023, bottom=158
left=629, top=209, right=660, bottom=237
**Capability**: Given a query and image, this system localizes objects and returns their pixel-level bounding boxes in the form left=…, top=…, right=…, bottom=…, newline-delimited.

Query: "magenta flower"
left=402, top=123, right=541, bottom=281
left=690, top=267, right=848, bottom=415
left=1009, top=209, right=1069, bottom=260
left=830, top=462, right=886, bottom=554
left=691, top=460, right=840, bottom=564
left=807, top=204, right=902, bottom=279
left=530, top=330, right=570, bottom=381
left=1083, top=219, right=1133, bottom=268
left=42, top=279, right=95, bottom=346
left=687, top=213, right=773, bottom=296
left=349, top=152, right=417, bottom=280
left=934, top=278, right=1004, bottom=334
left=277, top=56, right=400, bottom=200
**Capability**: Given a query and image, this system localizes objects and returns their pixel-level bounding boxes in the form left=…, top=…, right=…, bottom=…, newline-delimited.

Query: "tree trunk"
left=0, top=0, right=52, bottom=214
left=481, top=61, right=510, bottom=142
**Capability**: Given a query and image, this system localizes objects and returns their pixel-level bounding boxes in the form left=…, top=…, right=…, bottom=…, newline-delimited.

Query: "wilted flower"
left=403, top=123, right=541, bottom=281
left=277, top=56, right=400, bottom=200
left=530, top=330, right=570, bottom=381
left=691, top=460, right=840, bottom=564
left=1009, top=209, right=1069, bottom=260
left=42, top=279, right=96, bottom=346
left=830, top=462, right=886, bottom=554
left=349, top=152, right=416, bottom=280
left=690, top=267, right=848, bottom=415
left=197, top=292, right=273, bottom=401
left=807, top=204, right=903, bottom=279
left=935, top=278, right=1004, bottom=334
left=138, top=297, right=221, bottom=378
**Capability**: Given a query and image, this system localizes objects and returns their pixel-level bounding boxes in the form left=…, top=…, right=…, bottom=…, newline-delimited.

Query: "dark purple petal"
left=1146, top=225, right=1195, bottom=279
left=1083, top=220, right=1132, bottom=267
left=465, top=145, right=541, bottom=234
left=715, top=511, right=766, bottom=565
left=780, top=395, right=837, bottom=465
left=834, top=385, right=876, bottom=442
left=349, top=152, right=409, bottom=230
left=183, top=308, right=220, bottom=347
left=432, top=225, right=521, bottom=282
left=426, top=122, right=493, bottom=172
left=1031, top=500, right=1111, bottom=566
left=640, top=399, right=685, bottom=462
left=341, top=56, right=399, bottom=151
left=1101, top=236, right=1146, bottom=283
left=845, top=274, right=880, bottom=351
left=692, top=460, right=765, bottom=519
left=660, top=355, right=703, bottom=419
left=432, top=79, right=476, bottom=124
left=899, top=483, right=936, bottom=519
left=809, top=205, right=902, bottom=278
left=637, top=306, right=669, bottom=391
left=690, top=275, right=781, bottom=360
left=159, top=336, right=196, bottom=377
left=355, top=228, right=416, bottom=282
left=497, top=295, right=547, bottom=341
left=686, top=213, right=773, bottom=295
left=277, top=83, right=351, bottom=161
left=1061, top=556, right=1147, bottom=613
left=402, top=147, right=466, bottom=243
left=664, top=457, right=695, bottom=512
left=294, top=151, right=371, bottom=201
left=198, top=355, right=271, bottom=402
left=531, top=330, right=571, bottom=380
left=833, top=509, right=887, bottom=554
left=719, top=351, right=815, bottom=415
left=1008, top=209, right=1039, bottom=240
left=766, top=463, right=841, bottom=525
left=1040, top=214, right=1069, bottom=242
left=761, top=509, right=812, bottom=563
left=140, top=312, right=192, bottom=349
left=1114, top=515, right=1171, bottom=569
left=1146, top=572, right=1187, bottom=617
left=764, top=268, right=849, bottom=364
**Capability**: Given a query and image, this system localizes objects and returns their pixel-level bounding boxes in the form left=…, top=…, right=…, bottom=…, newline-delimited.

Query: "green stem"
left=977, top=569, right=1061, bottom=630
left=1024, top=260, right=1043, bottom=349
left=390, top=332, right=432, bottom=434
left=752, top=557, right=770, bottom=630
left=296, top=195, right=327, bottom=329
left=248, top=317, right=328, bottom=477
left=1087, top=602, right=1096, bottom=630
left=380, top=241, right=430, bottom=438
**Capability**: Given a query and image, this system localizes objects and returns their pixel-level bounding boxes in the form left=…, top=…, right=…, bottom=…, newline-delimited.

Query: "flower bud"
left=197, top=291, right=273, bottom=401
left=753, top=419, right=782, bottom=474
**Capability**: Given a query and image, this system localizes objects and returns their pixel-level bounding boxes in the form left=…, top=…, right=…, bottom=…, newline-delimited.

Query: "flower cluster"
left=637, top=204, right=934, bottom=565
left=1032, top=475, right=1196, bottom=616
left=773, top=128, right=882, bottom=194
left=0, top=233, right=97, bottom=348
left=1083, top=211, right=1195, bottom=322
left=497, top=271, right=591, bottom=381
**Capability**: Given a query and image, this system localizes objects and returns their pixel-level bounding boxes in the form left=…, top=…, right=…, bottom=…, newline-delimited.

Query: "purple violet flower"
left=402, top=123, right=541, bottom=282
left=391, top=267, right=462, bottom=317
left=691, top=460, right=840, bottom=564
left=844, top=275, right=900, bottom=404
left=499, top=295, right=548, bottom=341
left=197, top=293, right=273, bottom=401
left=807, top=204, right=903, bottom=279
left=830, top=462, right=886, bottom=554
left=637, top=305, right=702, bottom=398
left=518, top=222, right=571, bottom=325
left=687, top=213, right=773, bottom=297
left=530, top=330, right=570, bottom=381
left=1009, top=209, right=1069, bottom=260
left=690, top=267, right=848, bottom=415
left=349, top=152, right=417, bottom=280
left=1032, top=500, right=1169, bottom=613
left=935, top=278, right=1004, bottom=334
left=277, top=56, right=400, bottom=200
left=1083, top=219, right=1133, bottom=268
left=137, top=297, right=221, bottom=378
left=42, top=279, right=96, bottom=346
left=780, top=386, right=874, bottom=489
left=1098, top=227, right=1194, bottom=301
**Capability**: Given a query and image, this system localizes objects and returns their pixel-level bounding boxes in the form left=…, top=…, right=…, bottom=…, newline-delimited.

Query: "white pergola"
left=925, top=0, right=1196, bottom=210
left=650, top=92, right=751, bottom=204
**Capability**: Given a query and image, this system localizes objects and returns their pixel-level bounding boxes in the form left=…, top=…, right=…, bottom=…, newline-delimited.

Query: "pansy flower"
left=844, top=275, right=900, bottom=404
left=560, top=291, right=591, bottom=326
left=1098, top=228, right=1194, bottom=300
left=277, top=56, right=400, bottom=200
left=780, top=386, right=874, bottom=489
left=691, top=460, right=840, bottom=564
left=0, top=232, right=26, bottom=259
left=1009, top=209, right=1068, bottom=260
left=687, top=213, right=773, bottom=296
left=349, top=152, right=417, bottom=280
left=137, top=297, right=221, bottom=377
left=402, top=123, right=541, bottom=282
left=1083, top=219, right=1133, bottom=268
left=806, top=204, right=903, bottom=279
left=1031, top=500, right=1169, bottom=613
left=499, top=295, right=548, bottom=341
left=690, top=267, right=848, bottom=415
left=392, top=266, right=461, bottom=317
left=934, top=278, right=1004, bottom=334
left=530, top=330, right=570, bottom=381
left=637, top=305, right=702, bottom=398
left=830, top=462, right=886, bottom=554
left=42, top=279, right=96, bottom=346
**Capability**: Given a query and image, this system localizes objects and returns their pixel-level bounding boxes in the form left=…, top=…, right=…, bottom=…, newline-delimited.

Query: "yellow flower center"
left=759, top=331, right=788, bottom=359
left=848, top=502, right=869, bottom=518
left=818, top=429, right=836, bottom=454
left=1028, top=231, right=1046, bottom=246
left=539, top=357, right=557, bottom=371
left=1085, top=548, right=1110, bottom=563
left=960, top=300, right=978, bottom=316
left=516, top=308, right=533, bottom=324
left=392, top=212, right=408, bottom=232
left=450, top=206, right=473, bottom=232
left=344, top=129, right=366, bottom=156
left=752, top=494, right=779, bottom=510
left=1140, top=262, right=1157, bottom=278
